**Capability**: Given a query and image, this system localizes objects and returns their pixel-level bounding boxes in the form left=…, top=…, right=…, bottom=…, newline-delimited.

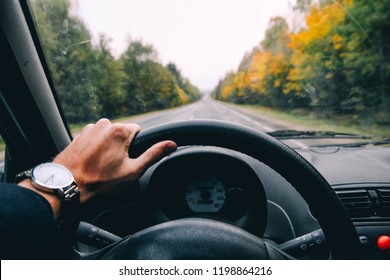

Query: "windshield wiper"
left=267, top=130, right=371, bottom=140
left=311, top=139, right=390, bottom=148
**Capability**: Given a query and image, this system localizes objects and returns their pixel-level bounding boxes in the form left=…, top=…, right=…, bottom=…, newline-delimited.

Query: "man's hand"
left=54, top=119, right=177, bottom=203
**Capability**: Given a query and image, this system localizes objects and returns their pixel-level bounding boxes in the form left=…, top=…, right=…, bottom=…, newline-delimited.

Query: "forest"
left=31, top=0, right=201, bottom=124
left=212, top=0, right=390, bottom=127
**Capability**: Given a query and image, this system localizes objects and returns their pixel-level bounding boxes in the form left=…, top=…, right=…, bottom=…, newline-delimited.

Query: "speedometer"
left=185, top=176, right=226, bottom=213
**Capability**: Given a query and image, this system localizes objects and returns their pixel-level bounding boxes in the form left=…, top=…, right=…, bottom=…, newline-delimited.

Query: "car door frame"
left=0, top=0, right=71, bottom=180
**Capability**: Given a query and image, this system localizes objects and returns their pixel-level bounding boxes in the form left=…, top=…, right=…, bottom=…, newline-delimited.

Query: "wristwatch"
left=16, top=163, right=81, bottom=250
left=15, top=162, right=79, bottom=200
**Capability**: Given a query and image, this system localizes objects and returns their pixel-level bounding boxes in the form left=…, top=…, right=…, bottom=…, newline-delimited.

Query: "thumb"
left=129, top=140, right=177, bottom=179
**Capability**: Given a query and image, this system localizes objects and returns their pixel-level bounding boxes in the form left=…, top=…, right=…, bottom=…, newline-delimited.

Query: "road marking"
left=222, top=103, right=308, bottom=149
left=224, top=105, right=274, bottom=132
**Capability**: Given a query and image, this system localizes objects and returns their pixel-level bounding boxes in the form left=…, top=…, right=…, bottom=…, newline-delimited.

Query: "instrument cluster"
left=147, top=147, right=268, bottom=235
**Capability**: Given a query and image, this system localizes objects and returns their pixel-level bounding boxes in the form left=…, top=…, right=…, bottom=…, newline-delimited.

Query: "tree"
left=286, top=0, right=353, bottom=113
left=339, top=0, right=390, bottom=120
left=89, top=36, right=126, bottom=118
left=31, top=0, right=201, bottom=124
left=166, top=63, right=201, bottom=102
left=214, top=16, right=308, bottom=108
left=214, top=0, right=389, bottom=126
left=31, top=0, right=101, bottom=123
left=121, top=41, right=198, bottom=114
left=294, top=0, right=313, bottom=13
left=262, top=17, right=291, bottom=55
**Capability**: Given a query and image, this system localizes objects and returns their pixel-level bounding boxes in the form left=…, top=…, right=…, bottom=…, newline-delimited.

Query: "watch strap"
left=15, top=165, right=81, bottom=254
left=62, top=181, right=79, bottom=199
left=15, top=169, right=32, bottom=183
left=58, top=191, right=81, bottom=254
left=15, top=165, right=79, bottom=200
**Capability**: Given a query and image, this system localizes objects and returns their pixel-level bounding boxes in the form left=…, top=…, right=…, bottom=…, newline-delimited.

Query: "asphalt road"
left=2, top=97, right=302, bottom=165
left=0, top=96, right=359, bottom=165
left=123, top=95, right=309, bottom=148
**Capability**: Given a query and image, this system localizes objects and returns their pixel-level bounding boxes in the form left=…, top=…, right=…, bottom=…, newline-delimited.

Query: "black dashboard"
left=146, top=147, right=268, bottom=236
left=81, top=145, right=390, bottom=259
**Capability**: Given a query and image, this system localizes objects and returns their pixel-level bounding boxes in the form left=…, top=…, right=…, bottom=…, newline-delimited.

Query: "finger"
left=95, top=118, right=111, bottom=127
left=129, top=140, right=177, bottom=178
left=77, top=119, right=108, bottom=139
left=127, top=123, right=142, bottom=139
left=114, top=123, right=141, bottom=139
left=82, top=123, right=94, bottom=132
left=75, top=123, right=94, bottom=139
left=110, top=123, right=141, bottom=146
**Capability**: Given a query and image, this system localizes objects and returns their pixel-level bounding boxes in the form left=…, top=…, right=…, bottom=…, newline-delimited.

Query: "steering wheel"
left=100, top=120, right=363, bottom=259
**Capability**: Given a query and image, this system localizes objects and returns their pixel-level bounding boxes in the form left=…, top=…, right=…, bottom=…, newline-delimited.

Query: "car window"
left=28, top=0, right=389, bottom=146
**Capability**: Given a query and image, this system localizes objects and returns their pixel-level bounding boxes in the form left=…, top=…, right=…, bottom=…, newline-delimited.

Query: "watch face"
left=31, top=163, right=74, bottom=190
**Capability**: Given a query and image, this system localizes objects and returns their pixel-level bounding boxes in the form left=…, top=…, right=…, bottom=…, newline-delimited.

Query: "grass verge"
left=237, top=105, right=390, bottom=140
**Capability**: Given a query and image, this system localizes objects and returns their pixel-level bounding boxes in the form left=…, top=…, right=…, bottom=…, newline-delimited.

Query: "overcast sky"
left=73, top=0, right=295, bottom=91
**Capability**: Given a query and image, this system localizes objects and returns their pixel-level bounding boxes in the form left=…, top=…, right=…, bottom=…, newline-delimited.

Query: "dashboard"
left=81, top=145, right=390, bottom=259
left=146, top=147, right=267, bottom=236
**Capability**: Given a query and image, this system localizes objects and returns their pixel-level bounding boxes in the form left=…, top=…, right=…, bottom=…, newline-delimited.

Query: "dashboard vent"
left=335, top=189, right=371, bottom=218
left=378, top=189, right=390, bottom=217
left=335, top=187, right=390, bottom=218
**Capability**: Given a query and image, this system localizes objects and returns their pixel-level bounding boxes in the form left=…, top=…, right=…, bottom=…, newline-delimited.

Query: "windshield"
left=28, top=0, right=390, bottom=148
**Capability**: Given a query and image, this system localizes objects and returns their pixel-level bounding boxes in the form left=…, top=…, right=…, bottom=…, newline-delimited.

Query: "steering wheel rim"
left=128, top=119, right=362, bottom=259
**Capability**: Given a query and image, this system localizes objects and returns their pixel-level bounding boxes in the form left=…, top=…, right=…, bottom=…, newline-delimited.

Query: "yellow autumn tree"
left=248, top=50, right=272, bottom=95
left=286, top=0, right=354, bottom=110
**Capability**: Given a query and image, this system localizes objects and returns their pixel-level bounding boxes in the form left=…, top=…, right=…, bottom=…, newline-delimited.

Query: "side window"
left=0, top=134, right=5, bottom=182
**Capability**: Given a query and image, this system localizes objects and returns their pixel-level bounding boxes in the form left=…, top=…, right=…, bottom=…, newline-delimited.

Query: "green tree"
left=339, top=0, right=390, bottom=122
left=166, top=62, right=201, bottom=102
left=31, top=0, right=101, bottom=123
left=121, top=41, right=159, bottom=113
left=121, top=41, right=191, bottom=113
left=89, top=36, right=126, bottom=118
left=31, top=0, right=201, bottom=124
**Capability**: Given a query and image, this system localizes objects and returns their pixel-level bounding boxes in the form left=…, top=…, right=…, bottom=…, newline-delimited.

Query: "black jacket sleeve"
left=0, top=183, right=62, bottom=259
